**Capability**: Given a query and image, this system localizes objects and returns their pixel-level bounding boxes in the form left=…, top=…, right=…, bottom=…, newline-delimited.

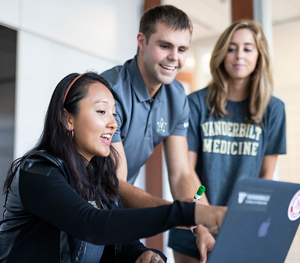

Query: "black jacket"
left=0, top=151, right=195, bottom=263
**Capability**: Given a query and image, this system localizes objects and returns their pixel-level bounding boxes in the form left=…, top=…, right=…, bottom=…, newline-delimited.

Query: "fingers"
left=150, top=256, right=163, bottom=263
left=135, top=251, right=164, bottom=263
left=206, top=225, right=219, bottom=235
left=194, top=225, right=215, bottom=263
left=200, top=253, right=209, bottom=263
left=199, top=243, right=208, bottom=263
left=195, top=203, right=227, bottom=232
left=217, top=206, right=228, bottom=227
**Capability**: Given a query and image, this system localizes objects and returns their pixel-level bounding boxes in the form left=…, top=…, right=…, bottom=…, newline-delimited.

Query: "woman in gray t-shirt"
left=169, top=19, right=286, bottom=263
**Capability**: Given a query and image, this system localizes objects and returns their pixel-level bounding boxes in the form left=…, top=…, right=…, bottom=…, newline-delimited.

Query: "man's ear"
left=63, top=108, right=74, bottom=131
left=137, top=32, right=146, bottom=52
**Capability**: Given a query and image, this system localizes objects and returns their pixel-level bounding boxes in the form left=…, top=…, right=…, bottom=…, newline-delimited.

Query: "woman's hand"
left=195, top=203, right=227, bottom=234
left=194, top=225, right=216, bottom=263
left=135, top=250, right=165, bottom=263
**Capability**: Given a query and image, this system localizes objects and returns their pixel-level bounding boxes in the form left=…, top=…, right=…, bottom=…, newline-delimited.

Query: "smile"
left=234, top=64, right=245, bottom=68
left=100, top=134, right=112, bottom=145
left=160, top=64, right=176, bottom=70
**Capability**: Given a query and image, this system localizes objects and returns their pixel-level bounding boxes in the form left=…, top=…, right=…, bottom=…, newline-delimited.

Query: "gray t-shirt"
left=101, top=57, right=190, bottom=184
left=168, top=87, right=286, bottom=258
left=188, top=87, right=286, bottom=206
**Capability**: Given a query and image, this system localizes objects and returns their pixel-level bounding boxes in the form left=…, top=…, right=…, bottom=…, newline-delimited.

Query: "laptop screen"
left=209, top=178, right=300, bottom=263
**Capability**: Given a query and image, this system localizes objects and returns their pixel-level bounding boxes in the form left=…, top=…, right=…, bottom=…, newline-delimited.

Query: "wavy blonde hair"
left=207, top=19, right=273, bottom=124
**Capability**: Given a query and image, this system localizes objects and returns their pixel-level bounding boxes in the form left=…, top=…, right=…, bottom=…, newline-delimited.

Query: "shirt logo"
left=157, top=118, right=167, bottom=133
left=184, top=122, right=189, bottom=128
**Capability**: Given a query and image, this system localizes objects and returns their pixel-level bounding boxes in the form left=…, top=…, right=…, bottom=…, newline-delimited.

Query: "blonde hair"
left=207, top=19, right=273, bottom=124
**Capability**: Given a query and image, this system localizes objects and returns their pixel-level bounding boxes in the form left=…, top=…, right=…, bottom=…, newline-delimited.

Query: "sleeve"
left=118, top=241, right=167, bottom=263
left=19, top=167, right=195, bottom=246
left=265, top=98, right=287, bottom=155
left=171, top=96, right=190, bottom=137
left=187, top=93, right=202, bottom=153
left=114, top=194, right=167, bottom=262
left=111, top=99, right=123, bottom=143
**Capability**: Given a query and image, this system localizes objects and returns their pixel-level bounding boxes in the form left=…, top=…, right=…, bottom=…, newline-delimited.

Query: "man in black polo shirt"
left=101, top=5, right=213, bottom=263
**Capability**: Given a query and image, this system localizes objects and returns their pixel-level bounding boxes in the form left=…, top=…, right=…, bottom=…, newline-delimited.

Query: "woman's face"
left=67, top=82, right=117, bottom=161
left=224, top=28, right=259, bottom=82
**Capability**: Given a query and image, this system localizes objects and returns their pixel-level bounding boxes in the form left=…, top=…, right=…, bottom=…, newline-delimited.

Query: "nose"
left=236, top=47, right=244, bottom=60
left=167, top=48, right=178, bottom=61
left=108, top=115, right=117, bottom=130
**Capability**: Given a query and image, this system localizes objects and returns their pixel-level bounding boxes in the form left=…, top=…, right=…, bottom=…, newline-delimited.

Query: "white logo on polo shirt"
left=157, top=118, right=167, bottom=133
left=184, top=122, right=189, bottom=128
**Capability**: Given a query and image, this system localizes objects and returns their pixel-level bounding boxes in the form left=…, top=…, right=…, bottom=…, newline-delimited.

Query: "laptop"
left=209, top=178, right=300, bottom=263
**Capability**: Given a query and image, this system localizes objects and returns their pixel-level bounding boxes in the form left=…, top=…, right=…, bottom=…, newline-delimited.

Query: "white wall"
left=273, top=20, right=300, bottom=184
left=272, top=19, right=300, bottom=263
left=15, top=31, right=117, bottom=155
left=0, top=0, right=142, bottom=156
left=0, top=0, right=20, bottom=28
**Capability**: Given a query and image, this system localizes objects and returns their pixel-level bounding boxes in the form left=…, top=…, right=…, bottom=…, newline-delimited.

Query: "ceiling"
left=165, top=0, right=300, bottom=43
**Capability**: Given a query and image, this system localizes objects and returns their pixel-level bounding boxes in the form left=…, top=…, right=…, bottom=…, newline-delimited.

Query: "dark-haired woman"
left=0, top=72, right=226, bottom=263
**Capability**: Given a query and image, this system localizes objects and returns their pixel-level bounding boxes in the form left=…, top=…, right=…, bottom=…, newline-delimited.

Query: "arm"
left=163, top=135, right=197, bottom=200
left=162, top=136, right=219, bottom=262
left=259, top=154, right=278, bottom=180
left=189, top=150, right=215, bottom=263
left=260, top=99, right=285, bottom=180
left=112, top=141, right=171, bottom=208
left=20, top=166, right=199, bottom=245
left=188, top=151, right=210, bottom=205
left=118, top=241, right=166, bottom=263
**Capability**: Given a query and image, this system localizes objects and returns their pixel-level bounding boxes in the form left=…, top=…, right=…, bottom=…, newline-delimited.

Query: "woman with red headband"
left=0, top=72, right=226, bottom=263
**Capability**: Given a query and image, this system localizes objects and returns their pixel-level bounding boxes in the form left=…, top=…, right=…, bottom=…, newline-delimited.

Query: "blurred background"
left=0, top=0, right=299, bottom=262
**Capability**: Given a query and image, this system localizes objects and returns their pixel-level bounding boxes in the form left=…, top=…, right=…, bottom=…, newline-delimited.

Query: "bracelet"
left=191, top=228, right=197, bottom=237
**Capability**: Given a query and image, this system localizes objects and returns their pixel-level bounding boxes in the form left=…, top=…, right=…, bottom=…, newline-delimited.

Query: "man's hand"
left=194, top=225, right=215, bottom=263
left=135, top=250, right=164, bottom=263
left=195, top=203, right=227, bottom=234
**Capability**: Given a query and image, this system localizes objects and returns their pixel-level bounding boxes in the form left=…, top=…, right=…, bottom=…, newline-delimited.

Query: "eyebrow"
left=229, top=42, right=255, bottom=46
left=95, top=100, right=116, bottom=108
left=157, top=39, right=189, bottom=50
left=95, top=99, right=108, bottom=104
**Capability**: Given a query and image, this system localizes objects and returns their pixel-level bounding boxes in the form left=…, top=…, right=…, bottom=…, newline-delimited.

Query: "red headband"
left=63, top=73, right=86, bottom=104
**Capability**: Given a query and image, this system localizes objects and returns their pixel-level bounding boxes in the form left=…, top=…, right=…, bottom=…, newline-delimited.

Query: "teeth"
left=161, top=65, right=175, bottom=70
left=102, top=134, right=111, bottom=139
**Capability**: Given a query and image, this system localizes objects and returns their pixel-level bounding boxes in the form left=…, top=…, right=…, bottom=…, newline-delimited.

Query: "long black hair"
left=4, top=72, right=119, bottom=206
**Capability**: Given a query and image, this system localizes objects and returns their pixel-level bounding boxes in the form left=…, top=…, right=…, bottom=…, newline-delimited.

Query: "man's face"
left=138, top=22, right=191, bottom=90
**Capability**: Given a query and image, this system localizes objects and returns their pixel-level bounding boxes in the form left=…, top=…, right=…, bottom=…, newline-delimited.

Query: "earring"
left=68, top=129, right=74, bottom=138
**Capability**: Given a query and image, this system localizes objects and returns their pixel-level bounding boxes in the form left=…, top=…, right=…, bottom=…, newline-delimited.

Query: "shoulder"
left=188, top=87, right=208, bottom=100
left=162, top=80, right=189, bottom=110
left=100, top=59, right=133, bottom=93
left=188, top=87, right=208, bottom=107
left=164, top=79, right=187, bottom=100
left=268, top=96, right=285, bottom=108
left=20, top=151, right=67, bottom=177
left=266, top=96, right=285, bottom=114
left=169, top=79, right=185, bottom=90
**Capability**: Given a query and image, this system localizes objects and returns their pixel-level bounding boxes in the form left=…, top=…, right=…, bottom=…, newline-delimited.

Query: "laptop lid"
left=209, top=178, right=300, bottom=263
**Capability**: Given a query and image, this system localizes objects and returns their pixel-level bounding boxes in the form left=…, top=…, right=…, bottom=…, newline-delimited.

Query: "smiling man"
left=101, top=4, right=194, bottom=194
left=101, top=5, right=211, bottom=262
